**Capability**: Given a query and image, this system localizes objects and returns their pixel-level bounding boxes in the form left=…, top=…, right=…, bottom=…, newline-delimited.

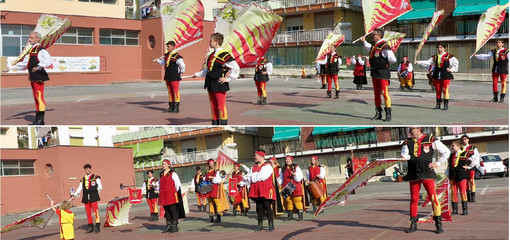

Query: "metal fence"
left=272, top=28, right=334, bottom=44
left=259, top=140, right=304, bottom=155
left=229, top=0, right=361, bottom=9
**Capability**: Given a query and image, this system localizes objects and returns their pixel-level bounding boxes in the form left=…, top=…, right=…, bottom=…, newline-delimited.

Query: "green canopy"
left=272, top=127, right=300, bottom=142
left=312, top=127, right=373, bottom=135
left=120, top=140, right=163, bottom=158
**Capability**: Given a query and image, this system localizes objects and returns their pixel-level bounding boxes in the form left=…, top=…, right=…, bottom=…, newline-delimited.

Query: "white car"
left=475, top=154, right=508, bottom=179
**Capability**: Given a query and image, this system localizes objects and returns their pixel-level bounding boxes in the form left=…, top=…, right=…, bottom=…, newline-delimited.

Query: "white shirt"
left=142, top=177, right=158, bottom=194
left=73, top=174, right=102, bottom=197
left=463, top=144, right=481, bottom=168
left=248, top=163, right=273, bottom=183
left=397, top=62, right=413, bottom=72
left=10, top=43, right=52, bottom=70
left=351, top=56, right=365, bottom=66
left=203, top=170, right=222, bottom=184
left=156, top=50, right=186, bottom=74
left=195, top=47, right=240, bottom=82
left=156, top=171, right=181, bottom=192
left=279, top=165, right=304, bottom=183
left=401, top=136, right=450, bottom=166
left=475, top=48, right=510, bottom=61
left=317, top=53, right=342, bottom=68
left=363, top=39, right=397, bottom=64
left=262, top=62, right=273, bottom=75
left=306, top=166, right=326, bottom=180
left=416, top=52, right=459, bottom=73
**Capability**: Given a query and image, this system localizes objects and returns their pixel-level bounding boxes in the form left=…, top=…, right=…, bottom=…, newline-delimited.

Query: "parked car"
left=475, top=154, right=508, bottom=179
left=504, top=158, right=509, bottom=177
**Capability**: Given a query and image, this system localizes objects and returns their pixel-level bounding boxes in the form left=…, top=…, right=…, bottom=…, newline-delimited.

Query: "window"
left=100, top=29, right=139, bottom=46
left=78, top=0, right=116, bottom=4
left=1, top=24, right=34, bottom=56
left=55, top=27, right=93, bottom=45
left=1, top=160, right=35, bottom=176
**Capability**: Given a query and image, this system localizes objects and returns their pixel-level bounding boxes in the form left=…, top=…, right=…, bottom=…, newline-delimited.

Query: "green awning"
left=312, top=127, right=373, bottom=135
left=120, top=140, right=163, bottom=158
left=398, top=8, right=436, bottom=21
left=342, top=127, right=374, bottom=132
left=272, top=127, right=300, bottom=142
left=453, top=2, right=498, bottom=16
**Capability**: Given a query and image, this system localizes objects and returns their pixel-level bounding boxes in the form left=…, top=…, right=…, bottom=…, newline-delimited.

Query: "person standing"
left=280, top=155, right=306, bottom=221
left=189, top=167, right=207, bottom=212
left=345, top=158, right=356, bottom=194
left=269, top=157, right=284, bottom=217
left=51, top=200, right=75, bottom=240
left=306, top=156, right=327, bottom=211
left=316, top=61, right=327, bottom=89
left=351, top=54, right=368, bottom=90
left=254, top=56, right=273, bottom=105
left=204, top=158, right=224, bottom=223
left=460, top=134, right=480, bottom=202
left=401, top=127, right=450, bottom=234
left=361, top=28, right=397, bottom=122
left=324, top=46, right=342, bottom=98
left=448, top=141, right=470, bottom=216
left=71, top=164, right=102, bottom=233
left=158, top=159, right=184, bottom=233
left=474, top=39, right=508, bottom=103
left=194, top=33, right=240, bottom=125
left=142, top=170, right=159, bottom=221
left=416, top=42, right=459, bottom=111
left=230, top=163, right=250, bottom=216
left=153, top=41, right=185, bottom=113
left=4, top=31, right=51, bottom=125
left=398, top=56, right=414, bottom=92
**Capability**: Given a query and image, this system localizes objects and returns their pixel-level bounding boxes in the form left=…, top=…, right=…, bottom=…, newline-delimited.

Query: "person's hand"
left=51, top=200, right=55, bottom=205
left=208, top=176, right=214, bottom=179
left=291, top=171, right=296, bottom=176
left=155, top=190, right=159, bottom=194
left=463, top=166, right=470, bottom=169
left=447, top=68, right=452, bottom=72
left=32, top=67, right=39, bottom=72
left=70, top=196, right=76, bottom=200
left=428, top=163, right=438, bottom=169
left=3, top=68, right=10, bottom=73
left=261, top=71, right=267, bottom=75
left=360, top=36, right=366, bottom=42
left=192, top=75, right=197, bottom=78
left=219, top=77, right=228, bottom=83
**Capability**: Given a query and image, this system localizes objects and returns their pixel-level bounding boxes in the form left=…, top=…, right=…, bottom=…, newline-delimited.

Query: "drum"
left=306, top=180, right=325, bottom=200
left=198, top=181, right=213, bottom=194
left=399, top=69, right=409, bottom=78
left=280, top=182, right=296, bottom=199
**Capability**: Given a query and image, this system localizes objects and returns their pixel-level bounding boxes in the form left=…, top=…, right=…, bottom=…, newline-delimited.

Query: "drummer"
left=189, top=167, right=207, bottom=212
left=203, top=159, right=224, bottom=223
left=280, top=155, right=306, bottom=221
left=306, top=156, right=327, bottom=212
left=231, top=163, right=250, bottom=216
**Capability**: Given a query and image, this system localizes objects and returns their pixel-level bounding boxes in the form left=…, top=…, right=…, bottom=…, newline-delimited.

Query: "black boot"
left=212, top=120, right=219, bottom=125
left=150, top=213, right=155, bottom=221
left=86, top=223, right=94, bottom=233
left=209, top=215, right=214, bottom=223
left=170, top=222, right=178, bottom=233
left=162, top=220, right=171, bottom=233
left=467, top=190, right=472, bottom=202
left=297, top=210, right=303, bottom=221
left=433, top=216, right=444, bottom=234
left=383, top=107, right=392, bottom=122
left=166, top=102, right=174, bottom=112
left=95, top=223, right=100, bottom=233
left=500, top=93, right=505, bottom=103
left=400, top=86, right=404, bottom=91
left=491, top=92, right=499, bottom=102
left=471, top=192, right=476, bottom=202
left=451, top=202, right=458, bottom=215
left=462, top=201, right=468, bottom=215
left=198, top=205, right=202, bottom=212
left=255, top=219, right=263, bottom=232
left=284, top=211, right=293, bottom=221
left=443, top=99, right=449, bottom=111
left=267, top=218, right=275, bottom=232
left=335, top=90, right=340, bottom=99
left=203, top=205, right=208, bottom=212
left=406, top=217, right=417, bottom=233
left=433, top=99, right=441, bottom=110
left=327, top=90, right=331, bottom=98
left=220, top=119, right=228, bottom=125
left=233, top=209, right=237, bottom=216
left=172, top=102, right=180, bottom=113
left=30, top=111, right=45, bottom=125
left=262, top=97, right=267, bottom=105
left=371, top=107, right=383, bottom=120
left=155, top=212, right=159, bottom=221
left=256, top=96, right=262, bottom=105
left=320, top=84, right=326, bottom=89
left=215, top=214, right=222, bottom=223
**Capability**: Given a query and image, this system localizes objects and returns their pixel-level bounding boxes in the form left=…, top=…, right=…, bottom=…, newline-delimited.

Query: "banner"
left=104, top=196, right=131, bottom=227
left=315, top=158, right=404, bottom=217
left=228, top=177, right=239, bottom=196
left=414, top=10, right=445, bottom=62
left=161, top=0, right=204, bottom=50
left=1, top=207, right=55, bottom=233
left=216, top=150, right=237, bottom=173
left=316, top=32, right=345, bottom=61
left=6, top=56, right=101, bottom=73
left=471, top=3, right=509, bottom=57
left=353, top=157, right=367, bottom=173
left=12, top=14, right=72, bottom=65
left=383, top=30, right=406, bottom=52
left=214, top=2, right=282, bottom=68
left=418, top=178, right=452, bottom=223
left=358, top=0, right=412, bottom=41
left=128, top=188, right=143, bottom=204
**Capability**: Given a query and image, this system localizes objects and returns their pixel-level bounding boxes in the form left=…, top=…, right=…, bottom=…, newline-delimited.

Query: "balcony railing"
left=273, top=28, right=352, bottom=44
left=259, top=139, right=304, bottom=155
left=315, top=131, right=378, bottom=149
left=230, top=0, right=361, bottom=10
left=134, top=148, right=239, bottom=169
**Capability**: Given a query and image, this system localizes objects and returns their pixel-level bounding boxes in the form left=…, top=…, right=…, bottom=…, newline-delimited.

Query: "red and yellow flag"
left=472, top=3, right=509, bottom=57
left=361, top=0, right=412, bottom=38
left=418, top=178, right=452, bottom=223
left=414, top=10, right=445, bottom=62
left=161, top=0, right=204, bottom=50
left=383, top=30, right=406, bottom=52
left=316, top=32, right=345, bottom=61
left=104, top=196, right=131, bottom=227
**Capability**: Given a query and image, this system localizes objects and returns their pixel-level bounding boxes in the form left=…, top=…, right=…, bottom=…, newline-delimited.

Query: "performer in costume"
left=448, top=141, right=470, bottom=216
left=204, top=158, right=227, bottom=223
left=189, top=167, right=207, bottom=212
left=474, top=39, right=509, bottom=103
left=345, top=158, right=356, bottom=194
left=361, top=28, right=397, bottom=122
left=351, top=54, right=368, bottom=90
left=280, top=155, right=307, bottom=221
left=397, top=56, right=414, bottom=92
left=460, top=134, right=480, bottom=202
left=306, top=156, right=327, bottom=211
left=416, top=42, right=459, bottom=111
left=269, top=157, right=284, bottom=216
left=51, top=200, right=74, bottom=240
left=194, top=33, right=240, bottom=125
left=401, top=127, right=450, bottom=234
left=142, top=170, right=159, bottom=221
left=72, top=164, right=102, bottom=233
left=4, top=32, right=51, bottom=125
left=154, top=41, right=186, bottom=113
left=322, top=45, right=342, bottom=98
left=230, top=163, right=250, bottom=216
left=246, top=149, right=276, bottom=232
left=158, top=159, right=185, bottom=233
left=316, top=61, right=327, bottom=89
left=254, top=56, right=273, bottom=105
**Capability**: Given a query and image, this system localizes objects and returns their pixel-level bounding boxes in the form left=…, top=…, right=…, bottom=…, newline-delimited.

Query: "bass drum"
left=198, top=181, right=213, bottom=194
left=306, top=180, right=324, bottom=200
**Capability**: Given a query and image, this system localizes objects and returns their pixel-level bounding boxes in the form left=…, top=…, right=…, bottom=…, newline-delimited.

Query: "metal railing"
left=273, top=28, right=334, bottom=44
left=162, top=148, right=239, bottom=165
left=259, top=140, right=304, bottom=155
left=229, top=0, right=361, bottom=10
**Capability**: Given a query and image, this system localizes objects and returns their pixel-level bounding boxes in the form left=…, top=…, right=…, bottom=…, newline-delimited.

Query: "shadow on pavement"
left=18, top=233, right=58, bottom=240
left=305, top=109, right=372, bottom=120
left=166, top=117, right=211, bottom=125
left=314, top=220, right=408, bottom=232
left=126, top=101, right=166, bottom=112
left=282, top=227, right=316, bottom=240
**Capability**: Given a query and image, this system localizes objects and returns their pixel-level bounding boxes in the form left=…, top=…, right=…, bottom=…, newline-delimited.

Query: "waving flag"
left=161, top=0, right=204, bottom=50
left=315, top=158, right=404, bottom=217
left=11, top=14, right=72, bottom=65
left=216, top=150, right=237, bottom=173
left=104, top=196, right=132, bottom=227
left=214, top=2, right=282, bottom=68
left=471, top=3, right=509, bottom=57
left=355, top=0, right=412, bottom=42
left=414, top=10, right=445, bottom=62
left=316, top=32, right=345, bottom=61
left=418, top=178, right=452, bottom=223
left=1, top=207, right=56, bottom=233
left=383, top=30, right=406, bottom=52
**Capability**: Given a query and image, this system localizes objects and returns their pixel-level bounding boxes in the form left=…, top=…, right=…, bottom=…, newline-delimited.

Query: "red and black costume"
left=193, top=172, right=207, bottom=211
left=254, top=57, right=272, bottom=105
left=448, top=150, right=470, bottom=215
left=75, top=174, right=101, bottom=233
left=144, top=177, right=159, bottom=221
left=162, top=51, right=184, bottom=113
left=307, top=164, right=327, bottom=206
left=475, top=48, right=508, bottom=102
left=352, top=56, right=367, bottom=89
left=230, top=169, right=250, bottom=215
left=248, top=160, right=276, bottom=231
left=325, top=52, right=341, bottom=98
left=159, top=169, right=185, bottom=233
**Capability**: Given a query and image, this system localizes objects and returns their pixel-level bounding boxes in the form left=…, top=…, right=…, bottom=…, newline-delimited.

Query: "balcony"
left=259, top=139, right=304, bottom=155
left=315, top=131, right=378, bottom=149
left=134, top=148, right=239, bottom=169
left=230, top=0, right=361, bottom=11
left=272, top=28, right=352, bottom=46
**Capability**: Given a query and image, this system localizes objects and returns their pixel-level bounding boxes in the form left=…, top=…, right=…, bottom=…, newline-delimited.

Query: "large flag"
left=353, top=156, right=368, bottom=173
left=214, top=2, right=282, bottom=68
left=414, top=10, right=445, bottom=62
left=315, top=158, right=404, bottom=217
left=104, top=196, right=132, bottom=227
left=418, top=178, right=452, bottom=223
left=1, top=207, right=56, bottom=233
left=316, top=32, right=345, bottom=61
left=216, top=150, right=237, bottom=173
left=383, top=30, right=406, bottom=52
left=11, top=14, right=72, bottom=65
left=471, top=3, right=509, bottom=57
left=160, top=0, right=204, bottom=50
left=356, top=0, right=412, bottom=42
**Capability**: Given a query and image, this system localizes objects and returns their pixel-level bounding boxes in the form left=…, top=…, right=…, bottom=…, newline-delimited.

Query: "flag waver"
left=414, top=10, right=445, bottom=62
left=383, top=30, right=406, bottom=52
left=214, top=2, right=282, bottom=68
left=104, top=196, right=132, bottom=227
left=1, top=206, right=56, bottom=233
left=472, top=3, right=509, bottom=57
left=161, top=0, right=204, bottom=50
left=358, top=0, right=412, bottom=42
left=316, top=32, right=345, bottom=61
left=418, top=178, right=452, bottom=223
left=11, top=14, right=72, bottom=65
